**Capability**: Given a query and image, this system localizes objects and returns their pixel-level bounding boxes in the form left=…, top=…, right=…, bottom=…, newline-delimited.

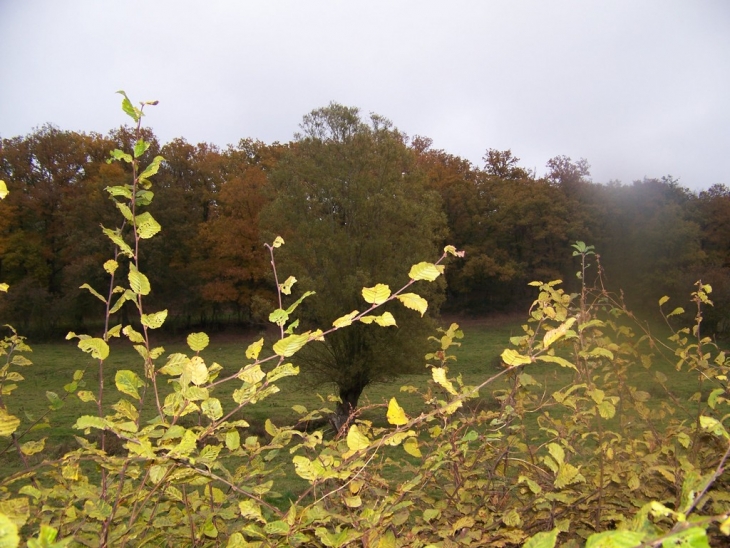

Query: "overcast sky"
left=1, top=1, right=728, bottom=191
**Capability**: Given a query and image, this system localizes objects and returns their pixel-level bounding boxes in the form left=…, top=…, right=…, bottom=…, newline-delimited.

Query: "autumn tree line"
left=1, top=103, right=729, bottom=340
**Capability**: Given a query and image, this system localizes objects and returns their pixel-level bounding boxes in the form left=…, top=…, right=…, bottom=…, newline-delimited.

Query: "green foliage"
left=1, top=98, right=730, bottom=548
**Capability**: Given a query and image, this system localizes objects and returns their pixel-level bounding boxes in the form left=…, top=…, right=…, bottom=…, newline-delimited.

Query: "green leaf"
left=117, top=90, right=141, bottom=122
left=79, top=283, right=106, bottom=303
left=347, top=424, right=370, bottom=452
left=523, top=529, right=559, bottom=548
left=226, top=429, right=240, bottom=451
left=362, top=284, right=391, bottom=305
left=267, top=362, right=299, bottom=383
left=408, top=261, right=444, bottom=282
left=387, top=397, right=408, bottom=426
left=128, top=264, right=151, bottom=295
left=245, top=337, right=264, bottom=360
left=115, top=201, right=134, bottom=221
left=187, top=332, right=209, bottom=352
left=138, top=155, right=164, bottom=182
left=584, top=530, right=644, bottom=548
left=135, top=212, right=161, bottom=239
left=279, top=275, right=297, bottom=295
left=46, top=391, right=63, bottom=411
left=78, top=338, right=110, bottom=360
left=273, top=333, right=310, bottom=357
left=133, top=138, right=150, bottom=158
left=396, top=293, right=428, bottom=316
left=115, top=370, right=144, bottom=400
left=202, top=398, right=223, bottom=421
left=238, top=500, right=265, bottom=522
left=597, top=400, right=616, bottom=419
left=264, top=521, right=290, bottom=536
left=102, top=227, right=134, bottom=257
left=700, top=416, right=730, bottom=439
left=141, top=309, right=167, bottom=329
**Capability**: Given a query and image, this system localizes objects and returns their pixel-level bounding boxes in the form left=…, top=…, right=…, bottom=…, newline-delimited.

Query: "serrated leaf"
left=135, top=211, right=161, bottom=239
left=102, top=227, right=134, bottom=257
left=226, top=429, right=240, bottom=451
left=536, top=354, right=576, bottom=369
left=273, top=333, right=309, bottom=357
left=396, top=293, right=428, bottom=316
left=128, top=264, right=150, bottom=295
left=374, top=312, right=397, bottom=327
left=267, top=362, right=299, bottom=382
left=187, top=356, right=209, bottom=386
left=238, top=500, right=265, bottom=522
left=141, top=309, right=167, bottom=329
left=387, top=397, right=408, bottom=426
left=501, top=348, right=532, bottom=366
left=115, top=370, right=144, bottom=400
left=117, top=90, right=141, bottom=122
left=408, top=262, right=444, bottom=282
left=597, top=400, right=616, bottom=419
left=523, top=529, right=559, bottom=548
left=279, top=275, right=297, bottom=295
left=584, top=530, right=645, bottom=548
left=555, top=462, right=585, bottom=489
left=244, top=337, right=264, bottom=360
left=78, top=338, right=109, bottom=360
left=543, top=318, right=576, bottom=348
left=122, top=325, right=145, bottom=343
left=74, top=415, right=108, bottom=431
left=138, top=155, right=164, bottom=182
left=187, top=332, right=209, bottom=352
left=432, top=367, right=457, bottom=395
left=347, top=424, right=370, bottom=452
left=77, top=390, right=96, bottom=403
left=362, top=284, right=391, bottom=305
left=333, top=310, right=360, bottom=328
left=202, top=398, right=223, bottom=421
left=79, top=283, right=106, bottom=303
left=239, top=363, right=265, bottom=384
left=133, top=138, right=150, bottom=158
left=0, top=409, right=21, bottom=437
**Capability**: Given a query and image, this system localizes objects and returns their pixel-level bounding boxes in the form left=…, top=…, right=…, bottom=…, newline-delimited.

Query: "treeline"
left=1, top=113, right=729, bottom=337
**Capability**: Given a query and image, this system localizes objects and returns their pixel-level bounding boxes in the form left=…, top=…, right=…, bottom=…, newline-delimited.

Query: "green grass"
left=2, top=313, right=722, bottom=484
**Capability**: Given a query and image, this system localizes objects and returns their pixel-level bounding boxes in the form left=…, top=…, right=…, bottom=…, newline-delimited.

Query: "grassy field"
left=2, top=311, right=719, bottom=482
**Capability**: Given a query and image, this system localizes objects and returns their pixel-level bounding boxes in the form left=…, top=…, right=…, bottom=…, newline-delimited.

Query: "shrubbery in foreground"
left=0, top=96, right=729, bottom=547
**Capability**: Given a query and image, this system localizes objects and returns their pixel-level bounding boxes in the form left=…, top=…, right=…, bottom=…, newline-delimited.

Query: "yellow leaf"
left=272, top=236, right=284, bottom=248
left=403, top=437, right=421, bottom=458
left=245, top=337, right=264, bottom=360
left=375, top=312, right=397, bottom=327
left=346, top=424, right=370, bottom=452
left=333, top=310, right=360, bottom=328
left=362, top=284, right=391, bottom=305
left=273, top=333, right=310, bottom=357
left=396, top=293, right=428, bottom=316
left=501, top=348, right=532, bottom=367
left=543, top=317, right=576, bottom=349
left=187, top=332, right=209, bottom=352
left=387, top=397, right=408, bottom=426
left=239, top=363, right=265, bottom=384
left=408, top=262, right=444, bottom=282
left=432, top=367, right=457, bottom=395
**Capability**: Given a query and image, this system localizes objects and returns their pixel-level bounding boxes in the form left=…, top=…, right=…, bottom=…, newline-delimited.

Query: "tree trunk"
left=331, top=383, right=365, bottom=433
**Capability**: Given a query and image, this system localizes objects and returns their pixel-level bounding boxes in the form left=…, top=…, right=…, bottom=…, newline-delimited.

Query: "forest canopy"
left=1, top=106, right=729, bottom=339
